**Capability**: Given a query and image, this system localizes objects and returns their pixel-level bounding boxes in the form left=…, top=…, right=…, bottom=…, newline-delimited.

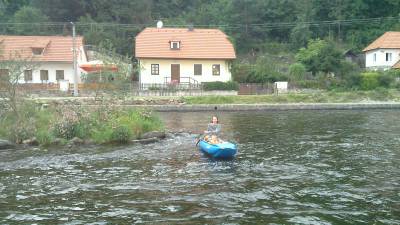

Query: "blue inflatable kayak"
left=198, top=140, right=237, bottom=159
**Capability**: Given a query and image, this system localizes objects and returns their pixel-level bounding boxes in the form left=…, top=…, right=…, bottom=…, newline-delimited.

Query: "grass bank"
left=0, top=102, right=163, bottom=146
left=182, top=89, right=400, bottom=104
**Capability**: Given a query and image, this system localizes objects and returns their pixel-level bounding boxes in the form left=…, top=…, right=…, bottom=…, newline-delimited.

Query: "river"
left=0, top=110, right=399, bottom=224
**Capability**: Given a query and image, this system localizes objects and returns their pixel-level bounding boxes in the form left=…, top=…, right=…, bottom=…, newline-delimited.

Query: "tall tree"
left=12, top=6, right=49, bottom=35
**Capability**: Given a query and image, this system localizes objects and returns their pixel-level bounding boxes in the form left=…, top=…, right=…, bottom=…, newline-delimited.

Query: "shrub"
left=36, top=129, right=53, bottom=146
left=148, top=86, right=162, bottom=91
left=385, top=69, right=400, bottom=78
left=231, top=63, right=254, bottom=83
left=289, top=63, right=306, bottom=81
left=378, top=73, right=394, bottom=87
left=111, top=125, right=132, bottom=143
left=202, top=81, right=239, bottom=91
left=360, top=72, right=380, bottom=90
left=52, top=121, right=79, bottom=139
left=344, top=72, right=362, bottom=89
left=295, top=80, right=322, bottom=89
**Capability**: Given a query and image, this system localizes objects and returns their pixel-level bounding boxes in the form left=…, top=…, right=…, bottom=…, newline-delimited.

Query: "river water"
left=0, top=110, right=399, bottom=224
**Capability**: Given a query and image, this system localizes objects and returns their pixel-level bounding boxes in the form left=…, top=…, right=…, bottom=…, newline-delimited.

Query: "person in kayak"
left=204, top=116, right=221, bottom=144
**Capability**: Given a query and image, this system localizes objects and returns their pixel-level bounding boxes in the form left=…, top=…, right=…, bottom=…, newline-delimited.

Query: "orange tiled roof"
left=363, top=31, right=400, bottom=52
left=392, top=59, right=400, bottom=69
left=0, top=35, right=84, bottom=62
left=135, top=28, right=236, bottom=59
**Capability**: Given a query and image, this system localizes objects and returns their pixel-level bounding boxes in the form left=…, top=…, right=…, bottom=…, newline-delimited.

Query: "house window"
left=386, top=53, right=392, bottom=62
left=212, top=64, right=220, bottom=76
left=151, top=64, right=159, bottom=75
left=170, top=41, right=180, bottom=50
left=373, top=53, right=376, bottom=62
left=56, top=70, right=64, bottom=80
left=32, top=48, right=44, bottom=55
left=24, top=70, right=32, bottom=82
left=40, top=70, right=49, bottom=82
left=194, top=64, right=202, bottom=75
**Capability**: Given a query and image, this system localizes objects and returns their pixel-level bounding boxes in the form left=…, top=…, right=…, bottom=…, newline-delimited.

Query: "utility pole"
left=71, top=22, right=79, bottom=97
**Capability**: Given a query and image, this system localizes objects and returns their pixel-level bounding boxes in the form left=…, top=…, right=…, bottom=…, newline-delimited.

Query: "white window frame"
left=151, top=64, right=159, bottom=75
left=170, top=41, right=180, bottom=50
left=373, top=53, right=376, bottom=63
left=386, top=52, right=392, bottom=62
left=212, top=64, right=220, bottom=76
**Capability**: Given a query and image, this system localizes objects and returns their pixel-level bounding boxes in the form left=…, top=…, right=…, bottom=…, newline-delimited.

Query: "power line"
left=0, top=16, right=397, bottom=30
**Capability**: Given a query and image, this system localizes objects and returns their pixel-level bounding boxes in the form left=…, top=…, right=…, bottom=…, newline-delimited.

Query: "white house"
left=0, top=35, right=87, bottom=83
left=363, top=31, right=400, bottom=70
left=135, top=26, right=236, bottom=87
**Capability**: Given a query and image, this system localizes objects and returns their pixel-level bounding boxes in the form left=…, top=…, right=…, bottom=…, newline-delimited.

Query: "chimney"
left=188, top=24, right=194, bottom=31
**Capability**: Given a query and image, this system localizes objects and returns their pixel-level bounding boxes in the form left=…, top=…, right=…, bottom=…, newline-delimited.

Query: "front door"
left=171, top=64, right=180, bottom=83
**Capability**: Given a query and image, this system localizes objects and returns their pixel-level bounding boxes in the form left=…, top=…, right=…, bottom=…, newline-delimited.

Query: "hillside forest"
left=1, top=0, right=400, bottom=89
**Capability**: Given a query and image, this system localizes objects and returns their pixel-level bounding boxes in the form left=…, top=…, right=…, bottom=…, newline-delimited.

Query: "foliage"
left=246, top=56, right=288, bottom=83
left=1, top=0, right=398, bottom=56
left=289, top=63, right=307, bottom=81
left=12, top=6, right=49, bottom=35
left=202, top=81, right=239, bottom=91
left=360, top=72, right=380, bottom=90
left=344, top=73, right=362, bottom=89
left=378, top=73, right=394, bottom=88
left=36, top=129, right=53, bottom=146
left=111, top=125, right=132, bottom=143
left=182, top=89, right=400, bottom=104
left=295, top=39, right=342, bottom=75
left=2, top=1, right=400, bottom=92
left=231, top=63, right=254, bottom=83
left=0, top=102, right=54, bottom=143
left=0, top=101, right=163, bottom=146
left=89, top=107, right=163, bottom=144
left=80, top=43, right=133, bottom=97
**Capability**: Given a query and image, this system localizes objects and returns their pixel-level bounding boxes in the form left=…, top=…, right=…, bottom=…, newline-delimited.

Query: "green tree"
left=289, top=63, right=306, bottom=81
left=12, top=6, right=49, bottom=35
left=247, top=56, right=287, bottom=83
left=295, top=39, right=342, bottom=76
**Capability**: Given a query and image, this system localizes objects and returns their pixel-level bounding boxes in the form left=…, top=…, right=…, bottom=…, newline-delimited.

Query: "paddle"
left=195, top=133, right=205, bottom=146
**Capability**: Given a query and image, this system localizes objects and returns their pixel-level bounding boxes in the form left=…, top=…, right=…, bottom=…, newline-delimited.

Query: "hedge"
left=202, top=81, right=239, bottom=91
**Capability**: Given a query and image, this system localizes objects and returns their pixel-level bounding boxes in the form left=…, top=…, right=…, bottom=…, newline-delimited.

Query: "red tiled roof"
left=0, top=35, right=84, bottom=62
left=363, top=32, right=400, bottom=52
left=135, top=28, right=236, bottom=59
left=392, top=59, right=400, bottom=69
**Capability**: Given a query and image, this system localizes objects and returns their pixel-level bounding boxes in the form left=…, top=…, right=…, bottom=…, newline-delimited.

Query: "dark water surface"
left=1, top=110, right=400, bottom=224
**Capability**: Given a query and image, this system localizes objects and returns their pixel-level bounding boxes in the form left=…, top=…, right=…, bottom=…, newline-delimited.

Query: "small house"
left=0, top=35, right=87, bottom=83
left=363, top=31, right=400, bottom=70
left=135, top=26, right=236, bottom=88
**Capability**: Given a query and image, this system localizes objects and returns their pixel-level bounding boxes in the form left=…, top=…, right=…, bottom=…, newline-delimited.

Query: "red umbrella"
left=79, top=62, right=118, bottom=73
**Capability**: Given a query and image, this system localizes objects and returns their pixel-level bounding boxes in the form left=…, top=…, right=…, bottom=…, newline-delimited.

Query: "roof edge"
left=136, top=56, right=236, bottom=60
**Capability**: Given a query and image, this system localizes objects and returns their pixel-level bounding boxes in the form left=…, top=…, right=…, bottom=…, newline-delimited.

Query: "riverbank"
left=126, top=102, right=400, bottom=111
left=0, top=102, right=164, bottom=147
left=27, top=89, right=400, bottom=105
left=20, top=89, right=400, bottom=112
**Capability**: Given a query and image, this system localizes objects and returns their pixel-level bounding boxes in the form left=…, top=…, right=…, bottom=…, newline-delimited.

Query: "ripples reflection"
left=0, top=110, right=399, bottom=224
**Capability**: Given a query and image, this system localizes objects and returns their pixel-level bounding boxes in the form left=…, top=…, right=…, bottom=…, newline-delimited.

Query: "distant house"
left=0, top=35, right=87, bottom=83
left=135, top=26, right=236, bottom=87
left=363, top=31, right=400, bottom=70
left=344, top=49, right=364, bottom=68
